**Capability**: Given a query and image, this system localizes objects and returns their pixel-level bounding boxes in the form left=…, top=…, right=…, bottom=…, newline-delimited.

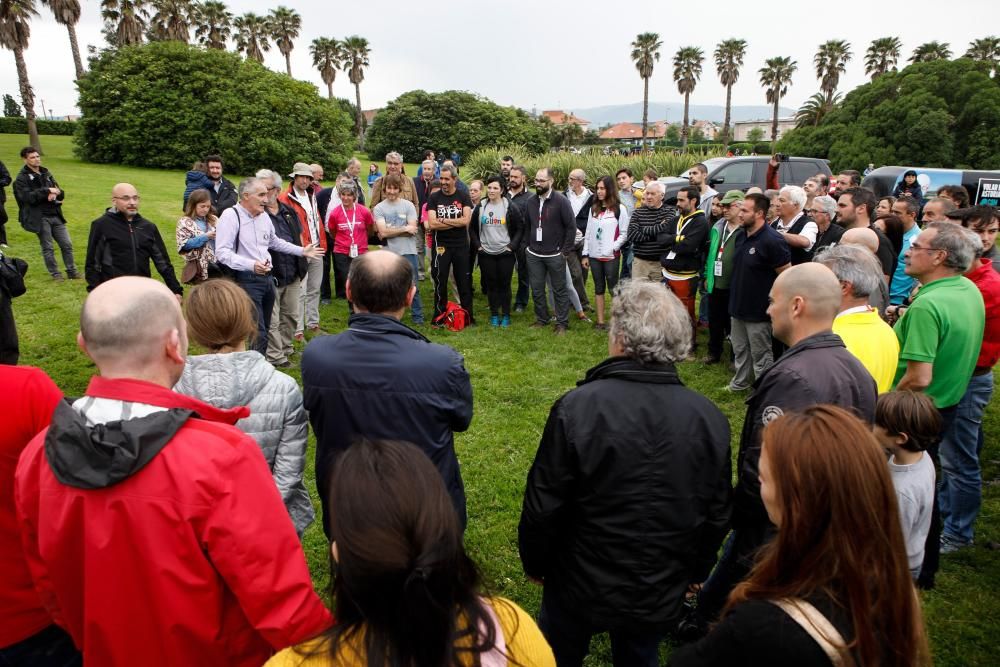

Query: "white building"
left=733, top=117, right=796, bottom=142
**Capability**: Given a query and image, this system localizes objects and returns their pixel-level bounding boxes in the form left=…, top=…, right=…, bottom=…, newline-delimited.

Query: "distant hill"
left=565, top=102, right=796, bottom=127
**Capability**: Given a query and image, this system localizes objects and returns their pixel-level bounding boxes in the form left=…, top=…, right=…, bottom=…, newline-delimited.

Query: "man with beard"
left=427, top=164, right=474, bottom=325
left=204, top=154, right=238, bottom=214
left=508, top=165, right=534, bottom=312
left=524, top=168, right=576, bottom=335
left=836, top=187, right=897, bottom=282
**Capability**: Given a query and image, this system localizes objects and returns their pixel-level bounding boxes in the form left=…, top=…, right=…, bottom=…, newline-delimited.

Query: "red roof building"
left=541, top=110, right=591, bottom=129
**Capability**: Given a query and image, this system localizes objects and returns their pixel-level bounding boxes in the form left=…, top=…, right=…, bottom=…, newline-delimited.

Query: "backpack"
left=0, top=252, right=28, bottom=298
left=434, top=301, right=469, bottom=331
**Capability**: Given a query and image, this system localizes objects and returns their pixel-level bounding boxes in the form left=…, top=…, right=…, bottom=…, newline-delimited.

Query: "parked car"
left=658, top=156, right=832, bottom=203
left=862, top=166, right=1000, bottom=205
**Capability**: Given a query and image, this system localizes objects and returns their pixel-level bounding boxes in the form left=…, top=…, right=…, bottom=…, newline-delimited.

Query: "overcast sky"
left=2, top=0, right=993, bottom=119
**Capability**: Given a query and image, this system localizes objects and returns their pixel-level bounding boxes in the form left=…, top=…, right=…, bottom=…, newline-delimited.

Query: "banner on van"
left=976, top=178, right=1000, bottom=206
left=891, top=168, right=962, bottom=199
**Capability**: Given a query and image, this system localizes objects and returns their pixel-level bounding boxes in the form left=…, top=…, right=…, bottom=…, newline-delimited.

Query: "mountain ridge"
left=549, top=102, right=796, bottom=127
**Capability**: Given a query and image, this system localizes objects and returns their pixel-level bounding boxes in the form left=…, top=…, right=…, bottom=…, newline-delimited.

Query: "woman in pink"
left=326, top=181, right=375, bottom=311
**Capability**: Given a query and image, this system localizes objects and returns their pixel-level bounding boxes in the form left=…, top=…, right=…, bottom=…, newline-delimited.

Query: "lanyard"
left=341, top=203, right=358, bottom=237
left=718, top=224, right=738, bottom=252
left=677, top=210, right=700, bottom=237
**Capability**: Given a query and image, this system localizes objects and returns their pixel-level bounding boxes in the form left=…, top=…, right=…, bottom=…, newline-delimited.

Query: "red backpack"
left=434, top=301, right=469, bottom=331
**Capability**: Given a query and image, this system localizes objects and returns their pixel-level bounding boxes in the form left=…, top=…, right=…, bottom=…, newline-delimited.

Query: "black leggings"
left=478, top=251, right=516, bottom=316
left=589, top=256, right=620, bottom=296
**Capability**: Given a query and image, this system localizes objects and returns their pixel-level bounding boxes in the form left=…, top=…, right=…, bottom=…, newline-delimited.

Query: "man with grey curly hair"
left=519, top=279, right=731, bottom=666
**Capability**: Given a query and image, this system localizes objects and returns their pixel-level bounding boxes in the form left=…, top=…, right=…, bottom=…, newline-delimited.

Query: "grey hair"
left=347, top=157, right=362, bottom=168
left=238, top=177, right=263, bottom=199
left=422, top=159, right=436, bottom=169
left=385, top=151, right=403, bottom=163
left=926, top=222, right=981, bottom=272
left=440, top=163, right=458, bottom=179
left=780, top=185, right=806, bottom=209
left=813, top=195, right=836, bottom=217
left=337, top=180, right=358, bottom=195
left=254, top=169, right=282, bottom=191
left=610, top=280, right=691, bottom=364
left=814, top=244, right=882, bottom=299
left=644, top=180, right=665, bottom=195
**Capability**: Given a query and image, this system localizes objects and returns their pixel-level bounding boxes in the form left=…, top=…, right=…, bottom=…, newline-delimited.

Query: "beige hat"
left=288, top=162, right=313, bottom=178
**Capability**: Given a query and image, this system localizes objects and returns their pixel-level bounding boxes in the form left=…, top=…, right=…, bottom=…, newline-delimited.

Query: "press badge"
left=349, top=244, right=359, bottom=258
left=536, top=227, right=543, bottom=242
left=714, top=260, right=723, bottom=276
left=665, top=251, right=676, bottom=260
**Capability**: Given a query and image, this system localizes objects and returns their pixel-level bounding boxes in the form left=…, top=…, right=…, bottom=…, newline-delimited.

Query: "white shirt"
left=775, top=211, right=818, bottom=250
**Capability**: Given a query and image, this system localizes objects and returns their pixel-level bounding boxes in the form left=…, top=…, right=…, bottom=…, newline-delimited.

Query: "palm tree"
left=40, top=0, right=84, bottom=79
left=268, top=6, right=300, bottom=77
left=814, top=39, right=852, bottom=104
left=233, top=12, right=270, bottom=63
left=146, top=0, right=192, bottom=42
left=101, top=0, right=148, bottom=47
left=965, top=36, right=1000, bottom=77
left=864, top=36, right=901, bottom=80
left=909, top=41, right=952, bottom=63
left=759, top=56, right=797, bottom=150
left=673, top=46, right=704, bottom=151
left=795, top=92, right=841, bottom=128
left=342, top=35, right=370, bottom=147
left=194, top=0, right=231, bottom=50
left=630, top=32, right=661, bottom=146
left=310, top=37, right=343, bottom=99
left=714, top=38, right=747, bottom=150
left=0, top=0, right=41, bottom=150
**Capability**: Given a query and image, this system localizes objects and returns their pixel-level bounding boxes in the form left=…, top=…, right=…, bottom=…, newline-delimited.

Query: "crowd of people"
left=0, top=142, right=998, bottom=666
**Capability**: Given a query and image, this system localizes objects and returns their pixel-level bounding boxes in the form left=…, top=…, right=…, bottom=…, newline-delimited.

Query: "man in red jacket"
left=15, top=276, right=331, bottom=666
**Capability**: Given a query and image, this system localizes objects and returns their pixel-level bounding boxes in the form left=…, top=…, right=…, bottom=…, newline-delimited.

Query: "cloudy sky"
left=1, top=0, right=992, bottom=119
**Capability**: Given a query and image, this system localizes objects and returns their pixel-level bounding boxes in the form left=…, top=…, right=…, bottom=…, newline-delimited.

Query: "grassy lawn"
left=3, top=134, right=999, bottom=665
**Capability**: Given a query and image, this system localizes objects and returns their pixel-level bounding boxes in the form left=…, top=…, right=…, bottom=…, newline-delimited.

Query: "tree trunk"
left=13, top=47, right=41, bottom=152
left=771, top=97, right=779, bottom=151
left=67, top=23, right=85, bottom=80
left=285, top=51, right=292, bottom=77
left=640, top=76, right=649, bottom=146
left=327, top=80, right=333, bottom=99
left=722, top=84, right=733, bottom=152
left=681, top=92, right=690, bottom=151
left=354, top=82, right=364, bottom=150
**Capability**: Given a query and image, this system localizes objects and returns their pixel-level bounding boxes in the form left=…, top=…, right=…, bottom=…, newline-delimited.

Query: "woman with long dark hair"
left=581, top=175, right=628, bottom=330
left=175, top=188, right=217, bottom=284
left=470, top=176, right=524, bottom=327
left=267, top=439, right=555, bottom=666
left=874, top=214, right=905, bottom=257
left=670, top=405, right=930, bottom=666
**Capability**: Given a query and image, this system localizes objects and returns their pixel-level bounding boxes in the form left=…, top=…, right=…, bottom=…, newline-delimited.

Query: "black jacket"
left=523, top=190, right=576, bottom=255
left=0, top=160, right=10, bottom=227
left=210, top=177, right=238, bottom=214
left=519, top=357, right=731, bottom=630
left=302, top=313, right=473, bottom=538
left=84, top=209, right=183, bottom=294
left=661, top=210, right=711, bottom=275
left=13, top=165, right=66, bottom=232
left=734, top=332, right=876, bottom=549
left=469, top=196, right=526, bottom=253
left=268, top=202, right=308, bottom=286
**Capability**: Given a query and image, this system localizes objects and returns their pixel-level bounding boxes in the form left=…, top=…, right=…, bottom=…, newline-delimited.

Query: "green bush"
left=0, top=118, right=77, bottom=136
left=464, top=145, right=725, bottom=191
left=365, top=90, right=548, bottom=164
left=74, top=41, right=353, bottom=175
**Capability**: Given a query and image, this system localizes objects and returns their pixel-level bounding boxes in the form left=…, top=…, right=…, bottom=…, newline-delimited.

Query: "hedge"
left=0, top=118, right=77, bottom=136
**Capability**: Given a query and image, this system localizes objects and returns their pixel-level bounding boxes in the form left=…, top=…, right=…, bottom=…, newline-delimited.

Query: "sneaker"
left=67, top=273, right=82, bottom=280
left=52, top=274, right=65, bottom=282
left=514, top=305, right=526, bottom=313
left=500, top=315, right=511, bottom=328
left=293, top=332, right=305, bottom=342
left=553, top=325, right=568, bottom=336
left=940, top=535, right=972, bottom=554
left=576, top=311, right=591, bottom=323
left=490, top=315, right=500, bottom=327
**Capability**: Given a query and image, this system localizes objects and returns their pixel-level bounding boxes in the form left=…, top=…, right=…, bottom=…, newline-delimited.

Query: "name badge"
left=349, top=244, right=359, bottom=258
left=666, top=251, right=676, bottom=260
left=714, top=260, right=723, bottom=277
left=536, top=227, right=543, bottom=242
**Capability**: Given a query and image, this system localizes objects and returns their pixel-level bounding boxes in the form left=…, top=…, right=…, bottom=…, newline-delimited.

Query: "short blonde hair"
left=184, top=279, right=258, bottom=350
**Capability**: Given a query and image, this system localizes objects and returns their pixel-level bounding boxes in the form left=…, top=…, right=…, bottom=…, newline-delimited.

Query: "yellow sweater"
left=833, top=308, right=900, bottom=393
left=264, top=597, right=555, bottom=667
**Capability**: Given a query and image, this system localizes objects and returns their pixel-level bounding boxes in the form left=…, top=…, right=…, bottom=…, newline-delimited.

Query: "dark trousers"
left=332, top=252, right=353, bottom=306
left=468, top=244, right=486, bottom=293
left=566, top=247, right=590, bottom=310
left=919, top=404, right=959, bottom=588
left=696, top=526, right=763, bottom=624
left=514, top=247, right=530, bottom=308
left=478, top=251, right=515, bottom=316
left=707, top=288, right=732, bottom=360
left=538, top=587, right=662, bottom=667
left=0, top=624, right=81, bottom=666
left=320, top=232, right=335, bottom=299
left=236, top=272, right=276, bottom=355
left=527, top=252, right=570, bottom=327
left=431, top=242, right=474, bottom=322
left=0, top=289, right=18, bottom=365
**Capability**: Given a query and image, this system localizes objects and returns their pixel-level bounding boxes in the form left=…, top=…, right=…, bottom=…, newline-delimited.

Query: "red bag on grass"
left=434, top=301, right=469, bottom=331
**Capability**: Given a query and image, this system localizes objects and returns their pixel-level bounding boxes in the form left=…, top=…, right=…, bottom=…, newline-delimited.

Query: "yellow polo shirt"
left=833, top=307, right=900, bottom=393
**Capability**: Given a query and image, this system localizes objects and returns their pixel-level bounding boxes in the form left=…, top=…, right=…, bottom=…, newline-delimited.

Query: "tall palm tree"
left=146, top=0, right=192, bottom=42
left=341, top=35, right=370, bottom=147
left=0, top=0, right=41, bottom=150
left=194, top=0, right=231, bottom=50
left=759, top=56, right=797, bottom=150
left=909, top=41, right=952, bottom=63
left=268, top=5, right=300, bottom=77
left=233, top=12, right=270, bottom=63
left=41, top=0, right=84, bottom=79
left=966, top=36, right=1000, bottom=77
left=714, top=38, right=747, bottom=150
left=630, top=32, right=661, bottom=146
left=814, top=39, right=852, bottom=104
left=795, top=92, right=841, bottom=128
left=673, top=46, right=704, bottom=151
left=101, top=0, right=147, bottom=47
left=864, top=36, right=901, bottom=80
left=310, top=37, right=343, bottom=99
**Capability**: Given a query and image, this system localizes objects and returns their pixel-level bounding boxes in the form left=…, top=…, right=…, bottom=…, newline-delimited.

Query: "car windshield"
left=677, top=158, right=728, bottom=178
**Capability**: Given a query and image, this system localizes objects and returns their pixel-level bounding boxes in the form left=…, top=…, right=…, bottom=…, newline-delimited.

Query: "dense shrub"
left=0, top=118, right=77, bottom=136
left=74, top=41, right=353, bottom=175
left=365, top=91, right=548, bottom=163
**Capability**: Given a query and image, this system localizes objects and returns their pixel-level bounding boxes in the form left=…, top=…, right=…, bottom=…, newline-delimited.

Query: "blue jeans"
left=402, top=254, right=424, bottom=324
left=236, top=272, right=276, bottom=355
left=939, top=372, right=994, bottom=544
left=619, top=245, right=634, bottom=280
left=0, top=624, right=81, bottom=666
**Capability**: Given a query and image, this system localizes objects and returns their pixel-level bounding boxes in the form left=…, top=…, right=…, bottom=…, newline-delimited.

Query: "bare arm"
left=895, top=361, right=933, bottom=393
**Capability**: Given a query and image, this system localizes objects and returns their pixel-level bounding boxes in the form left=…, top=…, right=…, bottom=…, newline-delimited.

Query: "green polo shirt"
left=892, top=275, right=985, bottom=408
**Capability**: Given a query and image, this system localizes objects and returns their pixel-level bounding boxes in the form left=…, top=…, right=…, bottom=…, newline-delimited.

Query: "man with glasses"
left=524, top=168, right=576, bottom=334
left=369, top=152, right=420, bottom=210
left=809, top=194, right=843, bottom=255
left=564, top=168, right=592, bottom=313
left=84, top=183, right=183, bottom=298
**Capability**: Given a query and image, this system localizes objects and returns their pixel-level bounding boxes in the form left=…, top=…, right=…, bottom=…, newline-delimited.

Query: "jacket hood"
left=178, top=351, right=276, bottom=407
left=45, top=401, right=193, bottom=489
left=578, top=356, right=682, bottom=386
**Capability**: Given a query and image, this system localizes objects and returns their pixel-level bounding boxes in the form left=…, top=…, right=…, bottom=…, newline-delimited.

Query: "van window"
left=790, top=162, right=819, bottom=184
left=711, top=162, right=754, bottom=186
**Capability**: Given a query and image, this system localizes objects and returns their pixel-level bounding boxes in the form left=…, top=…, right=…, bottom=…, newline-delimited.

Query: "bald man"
left=695, top=262, right=877, bottom=624
left=840, top=226, right=891, bottom=312
left=841, top=226, right=879, bottom=254
left=84, top=183, right=183, bottom=296
left=14, top=277, right=332, bottom=665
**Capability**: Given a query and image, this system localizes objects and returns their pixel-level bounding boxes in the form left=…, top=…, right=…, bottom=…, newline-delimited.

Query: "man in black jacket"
left=12, top=146, right=78, bottom=280
left=694, top=262, right=877, bottom=627
left=524, top=167, right=577, bottom=334
left=663, top=186, right=711, bottom=355
left=520, top=280, right=731, bottom=667
left=507, top=166, right=533, bottom=311
left=0, top=158, right=11, bottom=245
left=205, top=154, right=238, bottom=214
left=84, top=183, right=183, bottom=297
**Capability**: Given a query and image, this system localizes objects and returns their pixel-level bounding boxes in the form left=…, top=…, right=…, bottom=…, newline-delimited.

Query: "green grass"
left=4, top=135, right=999, bottom=665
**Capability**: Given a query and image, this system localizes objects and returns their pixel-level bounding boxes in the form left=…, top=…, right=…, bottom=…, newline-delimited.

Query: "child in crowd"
left=873, top=391, right=941, bottom=579
left=183, top=161, right=213, bottom=207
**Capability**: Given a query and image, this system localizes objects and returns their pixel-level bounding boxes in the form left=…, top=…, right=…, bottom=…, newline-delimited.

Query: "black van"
left=862, top=166, right=1000, bottom=205
left=658, top=156, right=832, bottom=203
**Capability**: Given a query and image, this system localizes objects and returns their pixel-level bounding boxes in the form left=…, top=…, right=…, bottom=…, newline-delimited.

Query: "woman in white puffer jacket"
left=174, top=279, right=315, bottom=536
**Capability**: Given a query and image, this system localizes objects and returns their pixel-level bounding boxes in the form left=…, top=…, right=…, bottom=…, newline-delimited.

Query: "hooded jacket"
left=519, top=357, right=731, bottom=631
left=14, top=376, right=332, bottom=666
left=174, top=351, right=315, bottom=535
left=84, top=208, right=183, bottom=294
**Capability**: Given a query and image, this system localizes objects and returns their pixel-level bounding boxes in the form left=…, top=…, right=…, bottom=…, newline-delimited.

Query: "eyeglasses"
left=114, top=195, right=140, bottom=202
left=909, top=243, right=944, bottom=253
